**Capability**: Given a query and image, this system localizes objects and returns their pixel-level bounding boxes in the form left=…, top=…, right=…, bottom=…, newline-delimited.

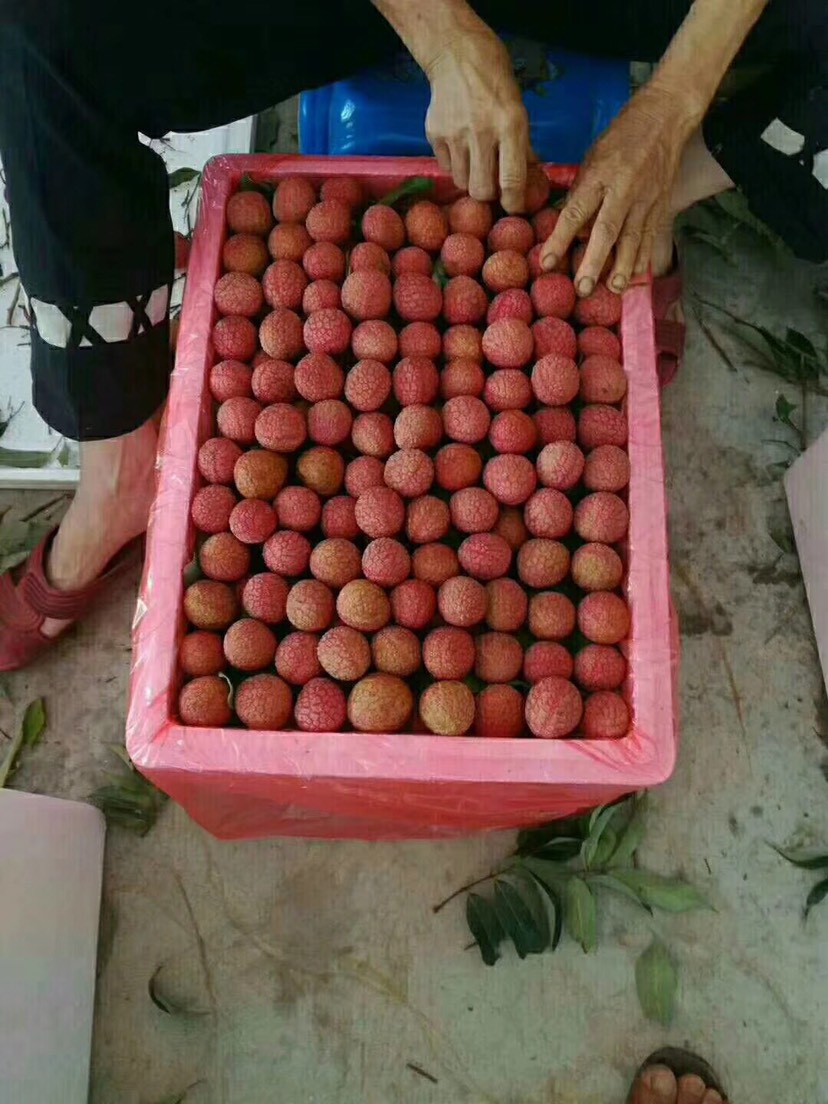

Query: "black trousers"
left=0, top=1, right=825, bottom=440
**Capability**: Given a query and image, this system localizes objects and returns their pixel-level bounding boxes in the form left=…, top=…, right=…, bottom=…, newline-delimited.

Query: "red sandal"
left=652, top=267, right=685, bottom=388
left=0, top=529, right=140, bottom=672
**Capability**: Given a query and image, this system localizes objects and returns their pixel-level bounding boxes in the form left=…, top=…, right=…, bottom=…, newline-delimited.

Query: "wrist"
left=372, top=0, right=494, bottom=77
left=637, top=72, right=708, bottom=135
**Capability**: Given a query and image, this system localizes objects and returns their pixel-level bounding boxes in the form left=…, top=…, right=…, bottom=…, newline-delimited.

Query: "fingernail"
left=611, top=274, right=627, bottom=291
left=541, top=253, right=558, bottom=272
left=577, top=277, right=594, bottom=296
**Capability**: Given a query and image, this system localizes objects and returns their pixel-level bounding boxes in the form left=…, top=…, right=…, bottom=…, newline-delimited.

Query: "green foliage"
left=636, top=940, right=677, bottom=1025
left=376, top=177, right=435, bottom=208
left=89, top=747, right=167, bottom=836
left=0, top=698, right=47, bottom=787
left=772, top=842, right=828, bottom=916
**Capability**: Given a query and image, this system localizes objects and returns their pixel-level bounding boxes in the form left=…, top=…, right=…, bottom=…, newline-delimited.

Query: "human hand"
left=540, top=83, right=697, bottom=294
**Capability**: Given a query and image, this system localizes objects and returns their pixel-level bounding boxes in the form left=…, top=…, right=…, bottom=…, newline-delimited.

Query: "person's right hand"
left=424, top=30, right=531, bottom=214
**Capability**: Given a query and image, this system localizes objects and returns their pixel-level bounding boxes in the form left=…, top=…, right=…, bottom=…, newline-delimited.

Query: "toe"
left=701, top=1092, right=722, bottom=1104
left=677, top=1074, right=707, bottom=1103
left=631, top=1065, right=678, bottom=1104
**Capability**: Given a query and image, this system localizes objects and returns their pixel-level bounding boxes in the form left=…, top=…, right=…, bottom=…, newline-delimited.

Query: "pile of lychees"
left=179, top=169, right=632, bottom=740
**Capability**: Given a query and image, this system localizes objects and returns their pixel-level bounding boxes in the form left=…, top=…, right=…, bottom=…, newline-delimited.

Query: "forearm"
left=370, top=0, right=495, bottom=76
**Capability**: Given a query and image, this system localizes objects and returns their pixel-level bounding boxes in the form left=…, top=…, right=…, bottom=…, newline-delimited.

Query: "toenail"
left=702, top=1092, right=722, bottom=1104
left=678, top=1074, right=707, bottom=1102
left=649, top=1068, right=676, bottom=1097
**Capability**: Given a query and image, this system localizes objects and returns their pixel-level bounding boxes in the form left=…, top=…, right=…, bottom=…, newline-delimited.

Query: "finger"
left=607, top=202, right=649, bottom=292
left=498, top=128, right=529, bottom=214
left=468, top=132, right=498, bottom=202
left=431, top=138, right=452, bottom=176
left=540, top=180, right=603, bottom=273
left=633, top=208, right=671, bottom=277
left=449, top=140, right=470, bottom=192
left=573, top=192, right=628, bottom=295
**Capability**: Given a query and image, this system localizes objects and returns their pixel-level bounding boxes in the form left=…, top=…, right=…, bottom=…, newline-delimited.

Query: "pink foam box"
left=126, top=155, right=678, bottom=840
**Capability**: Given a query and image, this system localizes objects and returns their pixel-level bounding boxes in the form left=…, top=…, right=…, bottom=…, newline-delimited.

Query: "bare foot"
left=630, top=1064, right=725, bottom=1104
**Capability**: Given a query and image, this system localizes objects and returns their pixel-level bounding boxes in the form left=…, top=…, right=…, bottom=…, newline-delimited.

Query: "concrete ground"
left=3, top=205, right=828, bottom=1103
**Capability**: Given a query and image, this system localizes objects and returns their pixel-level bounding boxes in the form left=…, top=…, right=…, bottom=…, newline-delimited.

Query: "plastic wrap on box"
left=126, top=155, right=678, bottom=841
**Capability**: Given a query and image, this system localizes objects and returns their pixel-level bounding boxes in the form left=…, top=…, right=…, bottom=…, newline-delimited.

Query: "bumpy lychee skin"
left=216, top=396, right=261, bottom=446
left=251, top=358, right=296, bottom=404
left=574, top=492, right=629, bottom=544
left=483, top=455, right=537, bottom=507
left=361, top=538, right=410, bottom=588
left=450, top=487, right=499, bottom=534
left=442, top=396, right=490, bottom=444
left=309, top=538, right=362, bottom=589
left=524, top=165, right=551, bottom=214
left=341, top=270, right=393, bottom=321
left=180, top=631, right=226, bottom=677
left=348, top=673, right=414, bottom=733
left=337, top=579, right=392, bottom=632
left=438, top=576, right=487, bottom=628
left=517, top=538, right=570, bottom=588
left=390, top=578, right=437, bottom=631
left=398, top=321, right=442, bottom=360
left=443, top=276, right=488, bottom=326
left=441, top=359, right=486, bottom=400
left=273, top=176, right=317, bottom=222
left=345, top=455, right=385, bottom=498
left=524, top=488, right=574, bottom=539
left=263, top=530, right=312, bottom=577
left=485, top=578, right=528, bottom=632
left=443, top=325, right=483, bottom=363
left=574, top=644, right=627, bottom=691
left=198, top=438, right=243, bottom=485
left=372, top=625, right=422, bottom=678
left=275, top=631, right=322, bottom=686
left=582, top=691, right=630, bottom=738
left=489, top=410, right=537, bottom=454
left=227, top=189, right=273, bottom=236
left=307, top=400, right=353, bottom=448
left=344, top=359, right=392, bottom=412
left=578, top=326, right=622, bottom=360
left=494, top=507, right=529, bottom=551
left=530, top=274, right=576, bottom=319
left=305, top=199, right=352, bottom=244
left=321, top=495, right=359, bottom=540
left=212, top=315, right=258, bottom=362
left=191, top=484, right=236, bottom=535
left=578, top=592, right=631, bottom=645
left=304, top=309, right=352, bottom=356
left=406, top=496, right=451, bottom=544
left=214, top=273, right=264, bottom=318
left=241, top=572, right=289, bottom=624
left=571, top=543, right=624, bottom=592
left=224, top=618, right=278, bottom=672
left=233, top=451, right=287, bottom=502
left=262, top=259, right=307, bottom=311
left=440, top=232, right=485, bottom=277
left=234, top=674, right=293, bottom=730
left=229, top=498, right=277, bottom=544
left=255, top=403, right=307, bottom=453
left=582, top=444, right=630, bottom=492
left=184, top=580, right=239, bottom=631
left=355, top=485, right=405, bottom=538
left=393, top=357, right=439, bottom=406
left=200, top=532, right=251, bottom=582
left=259, top=308, right=304, bottom=360
left=482, top=319, right=534, bottom=369
left=268, top=222, right=312, bottom=263
left=420, top=681, right=475, bottom=737
left=362, top=205, right=406, bottom=251
left=405, top=201, right=449, bottom=252
left=302, top=241, right=346, bottom=282
left=474, top=684, right=525, bottom=739
left=352, top=412, right=395, bottom=458
left=488, top=216, right=534, bottom=254
left=487, top=289, right=533, bottom=326
left=526, top=243, right=546, bottom=278
left=482, top=250, right=529, bottom=293
left=579, top=355, right=627, bottom=404
left=434, top=443, right=483, bottom=492
left=320, top=175, right=365, bottom=208
left=179, top=676, right=232, bottom=727
left=423, top=627, right=476, bottom=680
left=317, top=625, right=372, bottom=682
left=448, top=196, right=494, bottom=240
left=525, top=677, right=583, bottom=738
left=534, top=406, right=577, bottom=445
left=222, top=233, right=269, bottom=277
left=483, top=370, right=532, bottom=413
left=412, top=543, right=459, bottom=587
left=384, top=449, right=434, bottom=498
left=574, top=284, right=622, bottom=327
left=475, top=632, right=523, bottom=683
left=393, top=246, right=433, bottom=277
left=531, top=354, right=580, bottom=406
left=350, top=241, right=391, bottom=274
left=303, top=279, right=341, bottom=314
left=529, top=591, right=577, bottom=641
left=536, top=442, right=585, bottom=491
left=295, top=677, right=348, bottom=732
left=459, top=533, right=513, bottom=581
left=532, top=316, right=577, bottom=360
left=394, top=405, right=443, bottom=450
left=523, top=641, right=574, bottom=684
left=532, top=206, right=559, bottom=243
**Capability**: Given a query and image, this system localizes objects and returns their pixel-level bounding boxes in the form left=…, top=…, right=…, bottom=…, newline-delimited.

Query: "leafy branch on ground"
left=771, top=843, right=828, bottom=917
left=88, top=745, right=167, bottom=835
left=438, top=796, right=711, bottom=1024
left=0, top=698, right=46, bottom=787
left=679, top=191, right=788, bottom=264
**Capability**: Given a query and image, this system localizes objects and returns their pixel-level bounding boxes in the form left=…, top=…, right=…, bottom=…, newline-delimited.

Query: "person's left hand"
left=540, top=83, right=698, bottom=294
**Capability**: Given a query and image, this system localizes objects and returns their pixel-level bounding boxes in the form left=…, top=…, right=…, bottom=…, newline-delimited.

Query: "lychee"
left=398, top=321, right=442, bottom=360
left=392, top=246, right=433, bottom=277
left=525, top=677, right=583, bottom=738
left=483, top=372, right=531, bottom=414
left=432, top=446, right=481, bottom=495
left=475, top=632, right=523, bottom=683
left=362, top=205, right=406, bottom=251
left=458, top=532, right=512, bottom=580
left=341, top=269, right=393, bottom=321
left=224, top=618, right=277, bottom=671
left=321, top=495, right=359, bottom=539
left=421, top=627, right=475, bottom=679
left=275, top=631, right=322, bottom=686
left=285, top=579, right=335, bottom=632
left=487, top=289, right=533, bottom=325
left=441, top=359, right=485, bottom=400
left=306, top=400, right=353, bottom=447
left=488, top=216, right=534, bottom=253
left=443, top=276, right=487, bottom=325
left=574, top=644, right=627, bottom=691
left=241, top=572, right=289, bottom=623
left=393, top=273, right=443, bottom=322
left=348, top=673, right=413, bottom=733
left=320, top=175, right=365, bottom=207
left=489, top=410, right=537, bottom=454
left=294, top=677, right=347, bottom=732
left=259, top=308, right=304, bottom=360
left=200, top=532, right=251, bottom=582
left=350, top=241, right=391, bottom=274
left=216, top=396, right=261, bottom=445
left=523, top=641, right=574, bottom=683
left=482, top=319, right=534, bottom=369
left=360, top=537, right=409, bottom=588
left=580, top=355, right=627, bottom=404
left=274, top=485, right=321, bottom=532
left=579, top=326, right=621, bottom=360
left=317, top=625, right=372, bottom=681
left=532, top=316, right=577, bottom=359
left=534, top=406, right=577, bottom=445
left=345, top=455, right=386, bottom=497
left=483, top=455, right=537, bottom=506
left=306, top=199, right=351, bottom=244
left=303, top=309, right=352, bottom=356
left=574, top=492, right=629, bottom=544
left=571, top=542, right=624, bottom=592
left=536, top=442, right=584, bottom=490
left=420, top=681, right=475, bottom=736
left=213, top=315, right=258, bottom=362
left=474, top=684, right=525, bottom=739
left=406, top=495, right=450, bottom=543
left=443, top=325, right=483, bottom=362
left=523, top=488, right=573, bottom=539
left=393, top=357, right=439, bottom=406
left=574, top=284, right=622, bottom=327
left=214, top=273, right=264, bottom=318
left=273, top=176, right=317, bottom=222
left=384, top=448, right=434, bottom=498
left=582, top=691, right=630, bottom=738
left=530, top=274, right=576, bottom=319
left=254, top=402, right=307, bottom=452
left=302, top=241, right=346, bottom=282
left=179, top=676, right=232, bottom=727
left=532, top=207, right=559, bottom=243
left=337, top=579, right=392, bottom=632
left=485, top=577, right=527, bottom=632
left=438, top=576, right=487, bottom=628
left=412, top=543, right=459, bottom=587
left=351, top=412, right=395, bottom=458
left=531, top=353, right=580, bottom=406
left=303, top=279, right=341, bottom=314
left=517, top=538, right=570, bottom=588
left=394, top=404, right=443, bottom=450
left=344, top=359, right=392, bottom=411
left=268, top=223, right=312, bottom=263
left=191, top=484, right=236, bottom=534
left=229, top=498, right=277, bottom=544
left=198, top=437, right=242, bottom=485
left=180, top=630, right=226, bottom=677
left=390, top=578, right=437, bottom=630
left=577, top=592, right=631, bottom=644
left=482, top=250, right=529, bottom=293
left=442, top=396, right=490, bottom=444
left=234, top=673, right=293, bottom=729
left=309, top=537, right=362, bottom=589
left=227, top=190, right=273, bottom=236
left=524, top=167, right=551, bottom=215
left=370, top=625, right=422, bottom=681
left=251, top=358, right=296, bottom=404
left=222, top=233, right=269, bottom=277
left=450, top=487, right=498, bottom=533
left=262, top=259, right=307, bottom=311
left=263, top=530, right=312, bottom=576
left=529, top=591, right=576, bottom=640
left=354, top=485, right=405, bottom=538
left=405, top=201, right=448, bottom=251
left=294, top=352, right=343, bottom=402
left=448, top=196, right=494, bottom=240
left=494, top=507, right=529, bottom=551
left=440, top=232, right=485, bottom=277
left=184, top=579, right=238, bottom=631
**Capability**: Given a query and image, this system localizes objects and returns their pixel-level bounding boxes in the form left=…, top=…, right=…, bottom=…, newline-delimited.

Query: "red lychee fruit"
left=362, top=537, right=411, bottom=587
left=523, top=641, right=574, bottom=684
left=306, top=199, right=351, bottom=244
left=438, top=576, right=487, bottom=628
left=263, top=530, right=312, bottom=576
left=448, top=196, right=494, bottom=239
left=531, top=274, right=576, bottom=319
left=532, top=316, right=577, bottom=359
left=394, top=404, right=443, bottom=450
left=526, top=244, right=546, bottom=278
left=392, top=246, right=433, bottom=277
left=393, top=357, right=439, bottom=406
left=532, top=207, right=560, bottom=244
left=262, top=259, right=307, bottom=312
left=440, top=232, right=485, bottom=277
left=526, top=677, right=583, bottom=738
left=344, top=359, right=392, bottom=412
left=536, top=442, right=584, bottom=490
left=474, top=684, right=525, bottom=739
left=229, top=498, right=277, bottom=544
left=355, top=485, right=406, bottom=538
left=317, top=625, right=372, bottom=681
left=398, top=321, right=442, bottom=360
left=443, top=325, right=483, bottom=362
left=487, top=289, right=533, bottom=325
left=191, top=484, right=236, bottom=534
left=321, top=495, right=359, bottom=540
left=235, top=673, right=293, bottom=729
left=285, top=579, right=335, bottom=632
left=348, top=673, right=413, bottom=733
left=320, top=175, right=365, bottom=208
left=297, top=445, right=346, bottom=496
left=304, top=308, right=352, bottom=356
left=482, top=319, right=534, bottom=369
left=574, top=644, right=627, bottom=692
left=571, top=543, right=624, bottom=592
left=251, top=358, right=296, bottom=404
left=582, top=691, right=630, bottom=738
left=352, top=412, right=395, bottom=458
left=294, top=352, right=343, bottom=402
left=578, top=592, right=631, bottom=645
left=275, top=631, right=322, bottom=686
left=578, top=326, right=622, bottom=360
left=484, top=370, right=533, bottom=412
left=224, top=617, right=277, bottom=671
left=302, top=241, right=346, bottom=282
left=406, top=496, right=451, bottom=544
left=412, top=543, right=459, bottom=587
left=274, top=485, right=321, bottom=532
left=475, top=632, right=523, bottom=683
left=273, top=176, right=317, bottom=222
left=393, top=273, right=442, bottom=322
left=213, top=315, right=258, bottom=362
left=390, top=578, right=437, bottom=630
left=241, top=572, right=289, bottom=623
left=198, top=437, right=242, bottom=485
left=529, top=591, right=577, bottom=640
left=362, top=205, right=406, bottom=251
left=345, top=455, right=385, bottom=497
left=534, top=406, right=577, bottom=445
left=458, top=532, right=513, bottom=581
left=420, top=681, right=475, bottom=736
left=214, top=273, right=264, bottom=318
left=450, top=487, right=499, bottom=533
left=294, top=677, right=347, bottom=732
left=574, top=492, right=629, bottom=544
left=488, top=216, right=534, bottom=253
left=384, top=448, right=434, bottom=498
left=227, top=190, right=273, bottom=236
left=180, top=631, right=225, bottom=678
left=434, top=443, right=483, bottom=492
left=483, top=454, right=537, bottom=506
left=485, top=577, right=528, bottom=632
left=184, top=579, right=238, bottom=631
left=217, top=396, right=262, bottom=445
left=179, top=676, right=232, bottom=727
left=441, top=359, right=485, bottom=400
left=210, top=360, right=253, bottom=403
left=268, top=223, right=312, bottom=263
left=489, top=410, right=537, bottom=454
left=307, top=399, right=353, bottom=447
left=531, top=353, right=580, bottom=405
left=337, top=579, right=392, bottom=632
left=574, top=284, right=622, bottom=327
left=580, top=355, right=627, bottom=404
left=259, top=308, right=304, bottom=360
left=303, top=279, right=341, bottom=314
left=222, top=233, right=269, bottom=277
left=423, top=627, right=476, bottom=680
left=517, top=538, right=570, bottom=588
left=524, top=167, right=552, bottom=215
left=442, top=395, right=490, bottom=444
left=341, top=269, right=393, bottom=321
left=371, top=626, right=422, bottom=678
left=482, top=250, right=529, bottom=293
left=309, top=537, right=362, bottom=589
left=254, top=402, right=306, bottom=453
left=524, top=488, right=573, bottom=539
left=494, top=507, right=529, bottom=551
left=350, top=241, right=391, bottom=274
left=405, top=201, right=448, bottom=252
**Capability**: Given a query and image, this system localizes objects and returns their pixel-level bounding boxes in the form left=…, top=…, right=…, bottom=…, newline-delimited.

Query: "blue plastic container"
left=299, top=46, right=628, bottom=162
